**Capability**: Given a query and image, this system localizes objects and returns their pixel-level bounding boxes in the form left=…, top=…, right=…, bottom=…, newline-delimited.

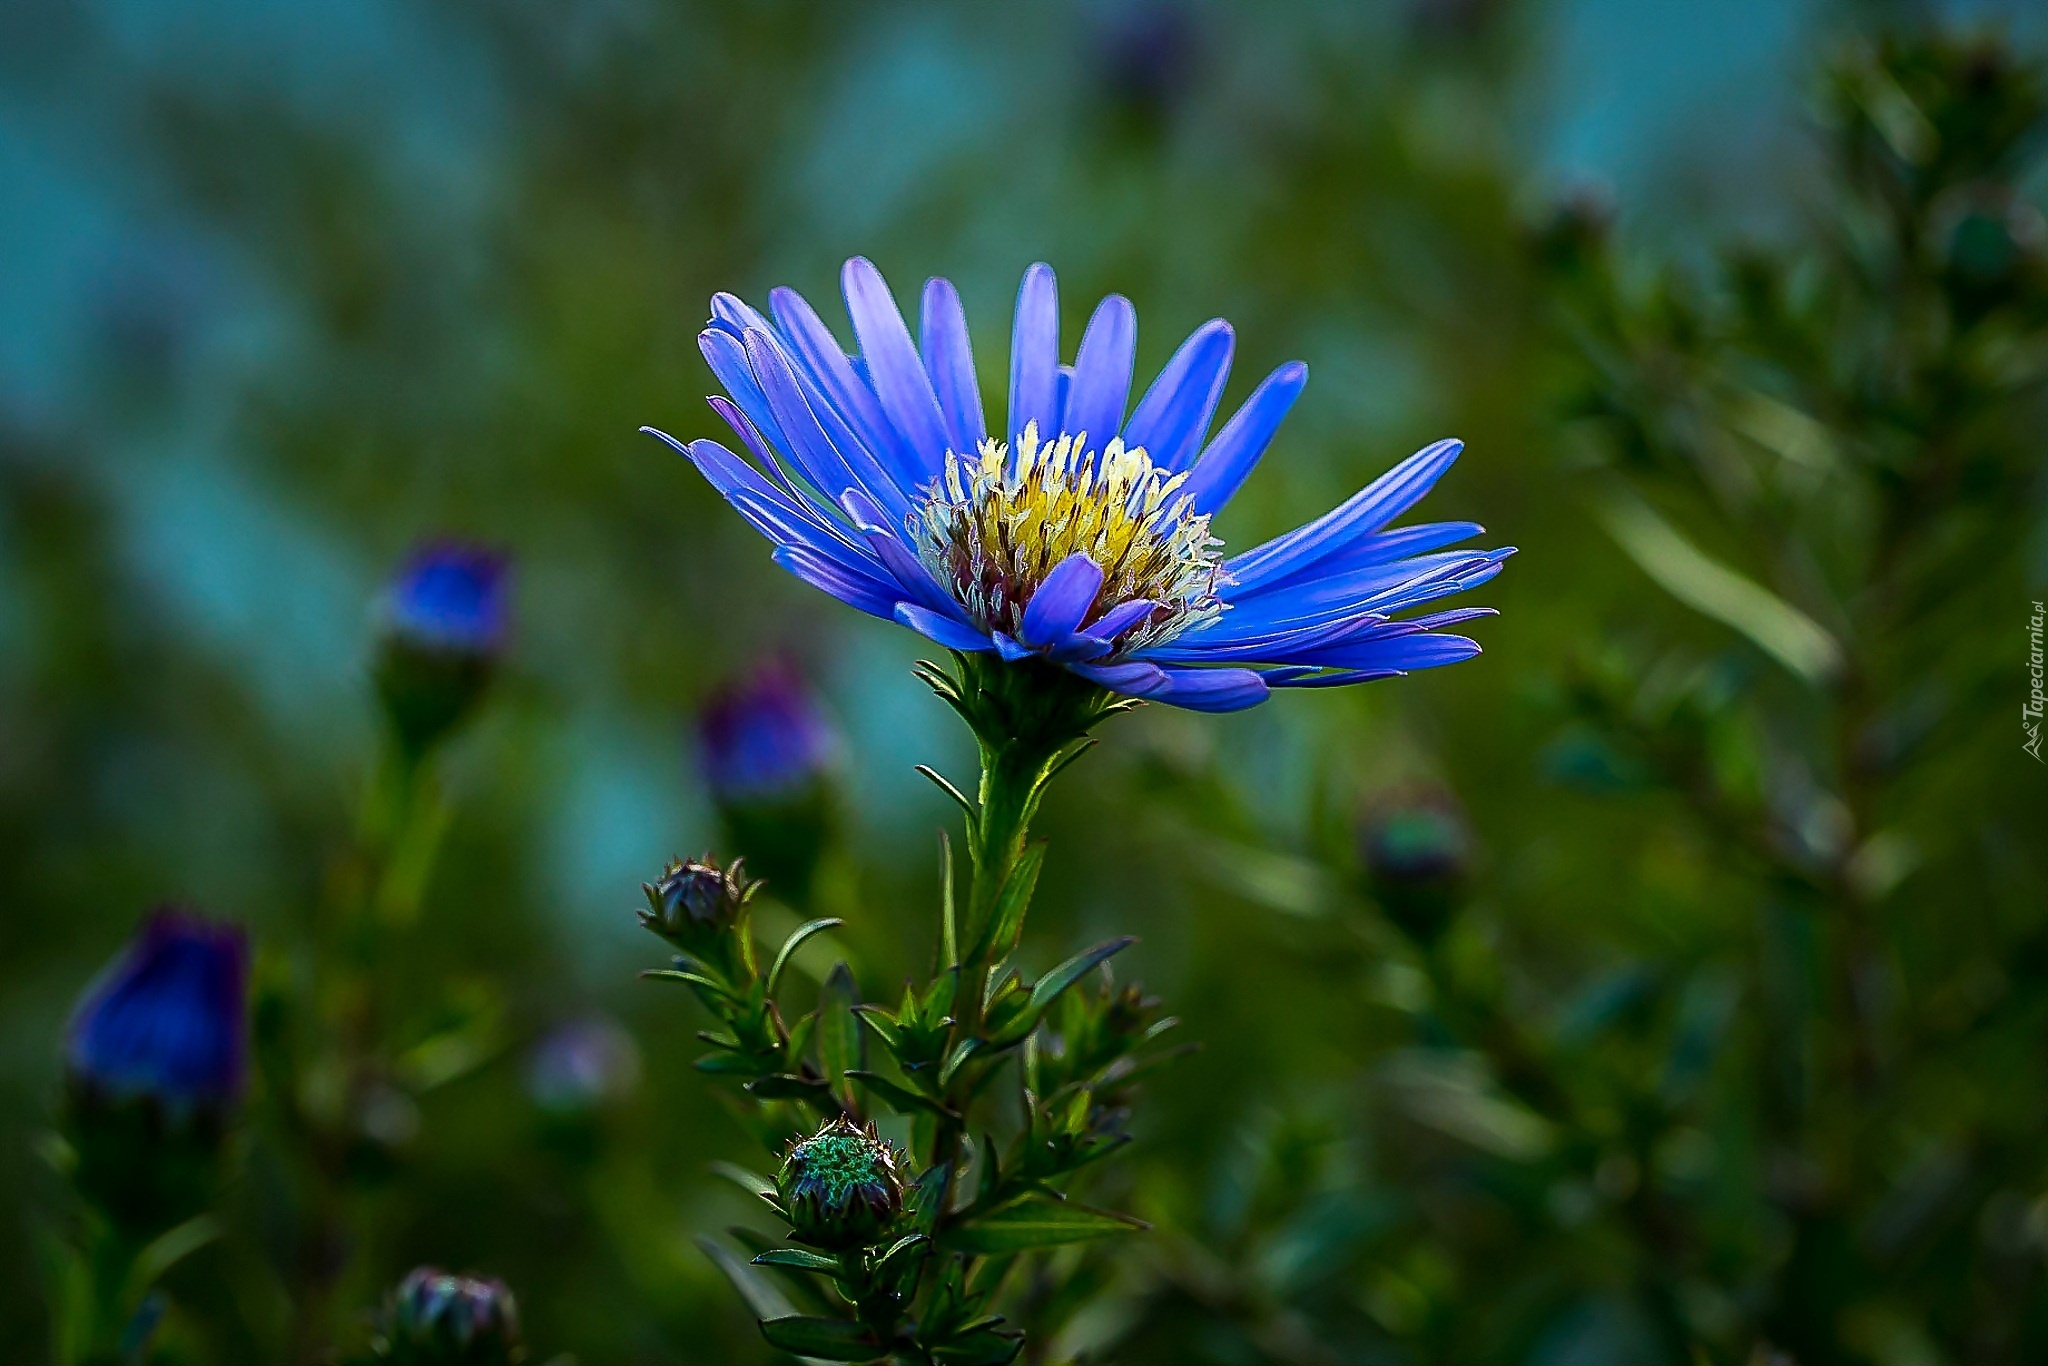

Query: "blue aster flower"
left=66, top=909, right=249, bottom=1117
left=647, top=259, right=1511, bottom=713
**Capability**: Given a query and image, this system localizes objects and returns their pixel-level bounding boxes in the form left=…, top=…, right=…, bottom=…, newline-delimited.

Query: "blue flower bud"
left=67, top=910, right=248, bottom=1117
left=63, top=909, right=249, bottom=1231
left=777, top=1117, right=907, bottom=1250
left=375, top=542, right=512, bottom=757
left=697, top=659, right=837, bottom=805
left=379, top=1267, right=524, bottom=1365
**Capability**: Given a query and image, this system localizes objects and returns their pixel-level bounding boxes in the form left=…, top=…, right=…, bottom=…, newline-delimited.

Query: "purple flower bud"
left=526, top=1016, right=642, bottom=1116
left=66, top=909, right=249, bottom=1117
left=697, top=660, right=837, bottom=805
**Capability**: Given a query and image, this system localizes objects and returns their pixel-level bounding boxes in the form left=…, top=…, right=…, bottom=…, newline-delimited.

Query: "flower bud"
left=698, top=660, right=838, bottom=905
left=63, top=909, right=249, bottom=1231
left=378, top=1267, right=524, bottom=1366
left=640, top=855, right=757, bottom=946
left=777, top=1117, right=907, bottom=1250
left=374, top=542, right=512, bottom=758
left=1360, top=789, right=1473, bottom=946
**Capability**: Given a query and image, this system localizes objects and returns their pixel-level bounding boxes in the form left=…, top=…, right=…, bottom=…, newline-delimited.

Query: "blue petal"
left=745, top=330, right=916, bottom=525
left=920, top=276, right=986, bottom=458
left=1065, top=295, right=1136, bottom=452
left=842, top=258, right=954, bottom=473
left=647, top=428, right=873, bottom=574
left=840, top=489, right=970, bottom=620
left=1182, top=361, right=1307, bottom=514
left=1074, top=660, right=1168, bottom=697
left=1086, top=597, right=1160, bottom=640
left=769, top=285, right=930, bottom=489
left=1124, top=319, right=1233, bottom=472
left=994, top=632, right=1034, bottom=662
left=771, top=544, right=900, bottom=620
left=1265, top=667, right=1405, bottom=688
left=1008, top=263, right=1060, bottom=444
left=710, top=291, right=776, bottom=336
left=1275, top=521, right=1486, bottom=584
left=1197, top=551, right=1496, bottom=639
left=1148, top=666, right=1270, bottom=712
left=1301, top=633, right=1483, bottom=672
left=1226, top=438, right=1465, bottom=594
left=895, top=602, right=996, bottom=652
left=1047, top=632, right=1115, bottom=663
left=1019, top=553, right=1104, bottom=647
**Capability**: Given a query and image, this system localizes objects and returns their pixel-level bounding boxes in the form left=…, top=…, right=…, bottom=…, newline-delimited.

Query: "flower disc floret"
left=911, top=422, right=1224, bottom=654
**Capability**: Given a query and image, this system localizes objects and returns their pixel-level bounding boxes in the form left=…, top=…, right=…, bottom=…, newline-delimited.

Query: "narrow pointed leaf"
left=745, top=1073, right=832, bottom=1101
left=759, top=1315, right=886, bottom=1361
left=767, top=918, right=845, bottom=998
left=752, top=1248, right=844, bottom=1273
left=942, top=1195, right=1148, bottom=1253
left=970, top=844, right=1046, bottom=962
left=847, top=1070, right=958, bottom=1119
left=1028, top=937, right=1137, bottom=1015
left=818, top=962, right=864, bottom=1112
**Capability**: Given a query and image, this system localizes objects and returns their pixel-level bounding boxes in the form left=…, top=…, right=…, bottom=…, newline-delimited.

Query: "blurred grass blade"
left=1599, top=490, right=1843, bottom=684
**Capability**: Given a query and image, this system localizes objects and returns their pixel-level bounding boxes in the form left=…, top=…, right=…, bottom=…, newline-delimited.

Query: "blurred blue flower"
left=648, top=259, right=1512, bottom=713
left=698, top=659, right=838, bottom=803
left=66, top=910, right=249, bottom=1115
left=526, top=1016, right=642, bottom=1116
left=382, top=542, right=512, bottom=657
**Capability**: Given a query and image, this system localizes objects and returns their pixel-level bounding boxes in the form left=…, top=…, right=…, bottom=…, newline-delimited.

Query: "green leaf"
left=1599, top=489, right=1843, bottom=685
left=695, top=1051, right=772, bottom=1076
left=931, top=1325, right=1025, bottom=1366
left=943, top=1195, right=1147, bottom=1253
left=1028, top=937, right=1136, bottom=1016
left=697, top=1237, right=799, bottom=1323
left=939, top=1037, right=982, bottom=1087
left=708, top=1161, right=779, bottom=1201
left=752, top=1248, right=843, bottom=1273
left=767, top=918, right=846, bottom=999
left=917, top=764, right=975, bottom=819
left=938, top=831, right=959, bottom=970
left=852, top=1006, right=905, bottom=1053
left=969, top=843, right=1045, bottom=962
left=639, top=967, right=735, bottom=998
left=746, top=1073, right=831, bottom=1101
left=758, top=1315, right=886, bottom=1361
left=818, top=963, right=864, bottom=1112
left=847, top=1070, right=957, bottom=1119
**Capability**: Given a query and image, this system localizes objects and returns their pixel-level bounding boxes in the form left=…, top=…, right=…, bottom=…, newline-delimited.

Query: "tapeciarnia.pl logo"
left=2027, top=599, right=2045, bottom=762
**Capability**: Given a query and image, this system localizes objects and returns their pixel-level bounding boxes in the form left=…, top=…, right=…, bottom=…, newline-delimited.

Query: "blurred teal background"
left=3, top=1, right=2046, bottom=1362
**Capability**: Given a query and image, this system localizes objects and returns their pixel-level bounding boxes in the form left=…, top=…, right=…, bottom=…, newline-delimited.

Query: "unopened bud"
left=640, top=855, right=757, bottom=951
left=63, top=909, right=249, bottom=1232
left=378, top=1267, right=524, bottom=1365
left=374, top=542, right=512, bottom=759
left=1360, top=789, right=1473, bottom=946
left=777, top=1117, right=907, bottom=1250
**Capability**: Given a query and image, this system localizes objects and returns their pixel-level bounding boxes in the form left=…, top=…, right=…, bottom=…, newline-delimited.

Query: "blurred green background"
left=3, top=1, right=2046, bottom=1362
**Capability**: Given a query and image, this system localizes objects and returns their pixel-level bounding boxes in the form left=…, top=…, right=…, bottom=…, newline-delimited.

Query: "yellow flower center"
left=909, top=421, right=1227, bottom=651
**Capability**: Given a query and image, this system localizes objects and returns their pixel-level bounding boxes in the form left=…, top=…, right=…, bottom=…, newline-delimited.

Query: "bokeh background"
left=3, top=0, right=2046, bottom=1362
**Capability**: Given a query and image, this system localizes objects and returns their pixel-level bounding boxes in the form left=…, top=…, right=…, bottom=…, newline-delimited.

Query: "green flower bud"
left=1360, top=789, right=1473, bottom=946
left=639, top=855, right=758, bottom=954
left=377, top=1267, right=524, bottom=1366
left=777, top=1117, right=907, bottom=1250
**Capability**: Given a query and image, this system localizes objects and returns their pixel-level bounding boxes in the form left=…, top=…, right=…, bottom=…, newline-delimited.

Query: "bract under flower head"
left=648, top=257, right=1512, bottom=713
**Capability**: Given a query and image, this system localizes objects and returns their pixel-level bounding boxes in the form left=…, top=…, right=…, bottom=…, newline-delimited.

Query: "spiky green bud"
left=777, top=1117, right=907, bottom=1250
